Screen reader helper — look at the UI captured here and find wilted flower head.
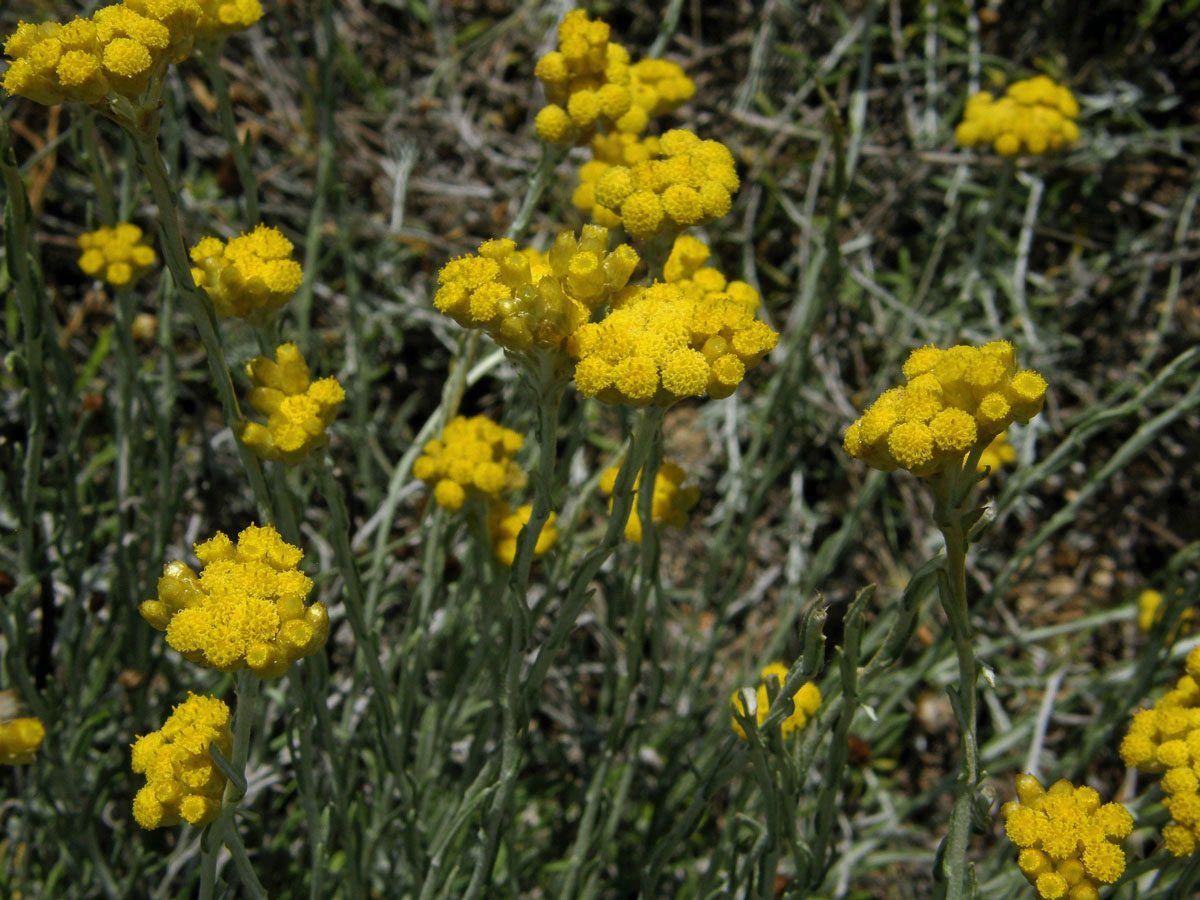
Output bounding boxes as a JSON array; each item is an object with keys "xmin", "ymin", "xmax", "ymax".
[
  {"xmin": 139, "ymin": 524, "xmax": 329, "ymax": 678},
  {"xmin": 131, "ymin": 693, "xmax": 231, "ymax": 829}
]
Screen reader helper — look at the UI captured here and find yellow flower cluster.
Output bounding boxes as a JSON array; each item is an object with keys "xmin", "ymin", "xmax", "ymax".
[
  {"xmin": 569, "ymin": 243, "xmax": 777, "ymax": 405},
  {"xmin": 730, "ymin": 662, "xmax": 822, "ymax": 740},
  {"xmin": 578, "ymin": 129, "xmax": 739, "ymax": 239},
  {"xmin": 488, "ymin": 502, "xmax": 559, "ymax": 567},
  {"xmin": 139, "ymin": 524, "xmax": 329, "ymax": 679},
  {"xmin": 573, "ymin": 132, "xmax": 663, "ymax": 227},
  {"xmin": 433, "ymin": 226, "xmax": 639, "ymax": 352},
  {"xmin": 130, "ymin": 693, "xmax": 231, "ymax": 829},
  {"xmin": 1136, "ymin": 588, "xmax": 1191, "ymax": 634},
  {"xmin": 842, "ymin": 343, "xmax": 1048, "ymax": 477},
  {"xmin": 1119, "ymin": 649, "xmax": 1200, "ymax": 855},
  {"xmin": 598, "ymin": 459, "xmax": 700, "ymax": 543},
  {"xmin": 194, "ymin": 0, "xmax": 263, "ymax": 43},
  {"xmin": 533, "ymin": 10, "xmax": 693, "ymax": 145},
  {"xmin": 0, "ymin": 717, "xmax": 45, "ymax": 765},
  {"xmin": 2, "ymin": 1, "xmax": 202, "ymax": 107},
  {"xmin": 189, "ymin": 225, "xmax": 304, "ymax": 318},
  {"xmin": 955, "ymin": 75, "xmax": 1080, "ymax": 156},
  {"xmin": 1001, "ymin": 775, "xmax": 1131, "ymax": 900},
  {"xmin": 240, "ymin": 343, "xmax": 345, "ymax": 464},
  {"xmin": 413, "ymin": 415, "xmax": 527, "ymax": 513},
  {"xmin": 77, "ymin": 223, "xmax": 156, "ymax": 287},
  {"xmin": 977, "ymin": 429, "xmax": 1017, "ymax": 473}
]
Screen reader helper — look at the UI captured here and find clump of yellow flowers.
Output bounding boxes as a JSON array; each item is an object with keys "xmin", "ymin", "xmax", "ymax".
[
  {"xmin": 488, "ymin": 502, "xmax": 559, "ymax": 567},
  {"xmin": 1001, "ymin": 775, "xmax": 1131, "ymax": 899},
  {"xmin": 130, "ymin": 693, "xmax": 231, "ymax": 829},
  {"xmin": 0, "ymin": 716, "xmax": 45, "ymax": 765},
  {"xmin": 1119, "ymin": 649, "xmax": 1200, "ymax": 856},
  {"xmin": 569, "ymin": 236, "xmax": 777, "ymax": 405},
  {"xmin": 598, "ymin": 458, "xmax": 699, "ymax": 543},
  {"xmin": 955, "ymin": 75, "xmax": 1080, "ymax": 156},
  {"xmin": 842, "ymin": 342, "xmax": 1048, "ymax": 477},
  {"xmin": 977, "ymin": 430, "xmax": 1017, "ymax": 473},
  {"xmin": 730, "ymin": 662, "xmax": 822, "ymax": 740},
  {"xmin": 533, "ymin": 9, "xmax": 693, "ymax": 145},
  {"xmin": 1136, "ymin": 588, "xmax": 1191, "ymax": 634},
  {"xmin": 413, "ymin": 415, "xmax": 527, "ymax": 513},
  {"xmin": 3, "ymin": 1, "xmax": 262, "ymax": 110},
  {"xmin": 433, "ymin": 226, "xmax": 639, "ymax": 352},
  {"xmin": 77, "ymin": 223, "xmax": 156, "ymax": 287},
  {"xmin": 581, "ymin": 129, "xmax": 739, "ymax": 239},
  {"xmin": 189, "ymin": 225, "xmax": 304, "ymax": 318},
  {"xmin": 139, "ymin": 524, "xmax": 329, "ymax": 679},
  {"xmin": 240, "ymin": 343, "xmax": 345, "ymax": 464}
]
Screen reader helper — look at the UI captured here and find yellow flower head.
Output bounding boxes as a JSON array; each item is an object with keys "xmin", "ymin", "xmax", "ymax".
[
  {"xmin": 597, "ymin": 458, "xmax": 700, "ymax": 543},
  {"xmin": 240, "ymin": 343, "xmax": 344, "ymax": 464},
  {"xmin": 977, "ymin": 429, "xmax": 1017, "ymax": 474},
  {"xmin": 534, "ymin": 10, "xmax": 631, "ymax": 145},
  {"xmin": 189, "ymin": 225, "xmax": 303, "ymax": 318},
  {"xmin": 488, "ymin": 501, "xmax": 559, "ymax": 567},
  {"xmin": 1136, "ymin": 588, "xmax": 1192, "ymax": 635},
  {"xmin": 1002, "ymin": 775, "xmax": 1129, "ymax": 896},
  {"xmin": 843, "ymin": 342, "xmax": 1047, "ymax": 477},
  {"xmin": 955, "ymin": 75, "xmax": 1080, "ymax": 156},
  {"xmin": 131, "ymin": 693, "xmax": 231, "ymax": 829},
  {"xmin": 77, "ymin": 223, "xmax": 157, "ymax": 287},
  {"xmin": 413, "ymin": 415, "xmax": 527, "ymax": 512},
  {"xmin": 433, "ymin": 226, "xmax": 639, "ymax": 352},
  {"xmin": 194, "ymin": 0, "xmax": 264, "ymax": 42},
  {"xmin": 730, "ymin": 661, "xmax": 821, "ymax": 740},
  {"xmin": 569, "ymin": 237, "xmax": 775, "ymax": 405},
  {"xmin": 580, "ymin": 129, "xmax": 739, "ymax": 238},
  {"xmin": 138, "ymin": 524, "xmax": 329, "ymax": 678},
  {"xmin": 0, "ymin": 716, "xmax": 45, "ymax": 765}
]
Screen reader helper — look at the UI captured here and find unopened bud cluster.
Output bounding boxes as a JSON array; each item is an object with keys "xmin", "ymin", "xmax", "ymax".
[
  {"xmin": 433, "ymin": 226, "xmax": 639, "ymax": 352},
  {"xmin": 77, "ymin": 223, "xmax": 156, "ymax": 287},
  {"xmin": 598, "ymin": 459, "xmax": 699, "ymax": 543},
  {"xmin": 241, "ymin": 343, "xmax": 345, "ymax": 464},
  {"xmin": 189, "ymin": 225, "xmax": 304, "ymax": 318},
  {"xmin": 533, "ymin": 10, "xmax": 693, "ymax": 146},
  {"xmin": 131, "ymin": 693, "xmax": 231, "ymax": 829},
  {"xmin": 139, "ymin": 525, "xmax": 329, "ymax": 679},
  {"xmin": 955, "ymin": 75, "xmax": 1080, "ymax": 156},
  {"xmin": 730, "ymin": 662, "xmax": 822, "ymax": 740},
  {"xmin": 842, "ymin": 343, "xmax": 1047, "ymax": 477},
  {"xmin": 1119, "ymin": 649, "xmax": 1200, "ymax": 856},
  {"xmin": 1001, "ymin": 775, "xmax": 1131, "ymax": 899}
]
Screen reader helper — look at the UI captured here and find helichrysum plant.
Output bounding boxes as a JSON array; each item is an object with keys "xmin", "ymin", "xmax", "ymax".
[
  {"xmin": 1001, "ymin": 775, "xmax": 1132, "ymax": 900},
  {"xmin": 77, "ymin": 223, "xmax": 157, "ymax": 287},
  {"xmin": 0, "ymin": 715, "xmax": 45, "ymax": 765},
  {"xmin": 193, "ymin": 0, "xmax": 263, "ymax": 45},
  {"xmin": 532, "ymin": 9, "xmax": 694, "ymax": 145},
  {"xmin": 1119, "ymin": 650, "xmax": 1200, "ymax": 855},
  {"xmin": 189, "ymin": 225, "xmax": 304, "ymax": 318},
  {"xmin": 730, "ymin": 662, "xmax": 822, "ymax": 741},
  {"xmin": 130, "ymin": 692, "xmax": 232, "ymax": 829},
  {"xmin": 413, "ymin": 414, "xmax": 527, "ymax": 512},
  {"xmin": 139, "ymin": 524, "xmax": 329, "ymax": 678},
  {"xmin": 955, "ymin": 74, "xmax": 1080, "ymax": 156},
  {"xmin": 1136, "ymin": 588, "xmax": 1191, "ymax": 634},
  {"xmin": 598, "ymin": 458, "xmax": 700, "ymax": 543},
  {"xmin": 433, "ymin": 225, "xmax": 639, "ymax": 354},
  {"xmin": 488, "ymin": 502, "xmax": 559, "ymax": 566},
  {"xmin": 241, "ymin": 343, "xmax": 346, "ymax": 464},
  {"xmin": 977, "ymin": 429, "xmax": 1017, "ymax": 473}
]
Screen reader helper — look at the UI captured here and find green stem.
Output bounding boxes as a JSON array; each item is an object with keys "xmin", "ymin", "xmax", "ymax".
[
  {"xmin": 128, "ymin": 119, "xmax": 278, "ymax": 525},
  {"xmin": 199, "ymin": 51, "xmax": 260, "ymax": 225}
]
